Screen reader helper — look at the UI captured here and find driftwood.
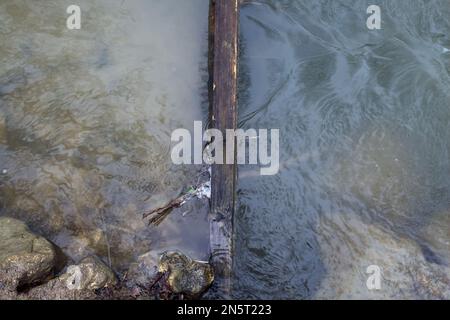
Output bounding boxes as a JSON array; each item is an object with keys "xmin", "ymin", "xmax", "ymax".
[
  {"xmin": 208, "ymin": 0, "xmax": 239, "ymax": 298},
  {"xmin": 143, "ymin": 0, "xmax": 239, "ymax": 298}
]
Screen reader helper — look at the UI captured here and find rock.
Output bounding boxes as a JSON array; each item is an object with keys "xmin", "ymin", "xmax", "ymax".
[
  {"xmin": 0, "ymin": 217, "xmax": 66, "ymax": 292},
  {"xmin": 23, "ymin": 273, "xmax": 97, "ymax": 300},
  {"xmin": 313, "ymin": 220, "xmax": 450, "ymax": 299},
  {"xmin": 126, "ymin": 251, "xmax": 159, "ymax": 287},
  {"xmin": 23, "ymin": 256, "xmax": 118, "ymax": 300},
  {"xmin": 159, "ymin": 251, "xmax": 214, "ymax": 297},
  {"xmin": 61, "ymin": 256, "xmax": 117, "ymax": 291}
]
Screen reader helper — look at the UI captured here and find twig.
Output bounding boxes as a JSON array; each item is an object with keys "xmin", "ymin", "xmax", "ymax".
[
  {"xmin": 142, "ymin": 180, "xmax": 211, "ymax": 226},
  {"xmin": 148, "ymin": 272, "xmax": 166, "ymax": 291},
  {"xmin": 142, "ymin": 194, "xmax": 190, "ymax": 226}
]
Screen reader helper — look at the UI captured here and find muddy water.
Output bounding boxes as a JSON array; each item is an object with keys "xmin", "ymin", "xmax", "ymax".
[
  {"xmin": 0, "ymin": 0, "xmax": 210, "ymax": 272},
  {"xmin": 236, "ymin": 0, "xmax": 450, "ymax": 299}
]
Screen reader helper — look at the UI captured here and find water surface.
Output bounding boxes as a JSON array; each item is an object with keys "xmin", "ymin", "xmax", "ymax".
[
  {"xmin": 0, "ymin": 0, "xmax": 210, "ymax": 272},
  {"xmin": 236, "ymin": 0, "xmax": 450, "ymax": 299}
]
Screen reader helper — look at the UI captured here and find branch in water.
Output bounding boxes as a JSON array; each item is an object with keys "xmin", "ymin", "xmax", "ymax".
[
  {"xmin": 143, "ymin": 181, "xmax": 210, "ymax": 226},
  {"xmin": 142, "ymin": 194, "xmax": 189, "ymax": 226}
]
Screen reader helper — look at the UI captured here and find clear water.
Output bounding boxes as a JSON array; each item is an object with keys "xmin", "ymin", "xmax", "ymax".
[
  {"xmin": 235, "ymin": 0, "xmax": 450, "ymax": 299},
  {"xmin": 0, "ymin": 0, "xmax": 210, "ymax": 272}
]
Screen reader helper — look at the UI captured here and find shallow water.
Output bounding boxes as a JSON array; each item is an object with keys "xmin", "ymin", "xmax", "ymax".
[
  {"xmin": 236, "ymin": 0, "xmax": 450, "ymax": 299},
  {"xmin": 0, "ymin": 0, "xmax": 210, "ymax": 272}
]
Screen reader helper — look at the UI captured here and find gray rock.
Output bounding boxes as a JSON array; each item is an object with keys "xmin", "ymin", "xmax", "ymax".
[
  {"xmin": 61, "ymin": 256, "xmax": 117, "ymax": 291},
  {"xmin": 23, "ymin": 256, "xmax": 118, "ymax": 300},
  {"xmin": 0, "ymin": 217, "xmax": 66, "ymax": 291},
  {"xmin": 19, "ymin": 273, "xmax": 97, "ymax": 300},
  {"xmin": 126, "ymin": 251, "xmax": 159, "ymax": 287},
  {"xmin": 159, "ymin": 251, "xmax": 214, "ymax": 297}
]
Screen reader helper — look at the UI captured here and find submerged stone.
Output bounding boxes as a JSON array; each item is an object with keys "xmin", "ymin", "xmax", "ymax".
[
  {"xmin": 0, "ymin": 217, "xmax": 66, "ymax": 292},
  {"xmin": 22, "ymin": 256, "xmax": 118, "ymax": 300},
  {"xmin": 159, "ymin": 251, "xmax": 214, "ymax": 297},
  {"xmin": 126, "ymin": 251, "xmax": 160, "ymax": 287},
  {"xmin": 61, "ymin": 256, "xmax": 117, "ymax": 291}
]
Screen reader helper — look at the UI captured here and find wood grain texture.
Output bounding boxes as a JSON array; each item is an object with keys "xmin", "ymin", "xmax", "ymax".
[{"xmin": 208, "ymin": 0, "xmax": 239, "ymax": 298}]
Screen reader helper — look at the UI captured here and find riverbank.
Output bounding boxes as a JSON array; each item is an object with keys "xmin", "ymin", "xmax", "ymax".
[{"xmin": 0, "ymin": 217, "xmax": 214, "ymax": 300}]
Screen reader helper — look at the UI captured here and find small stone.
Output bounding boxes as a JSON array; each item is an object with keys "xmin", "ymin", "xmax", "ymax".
[
  {"xmin": 126, "ymin": 251, "xmax": 160, "ymax": 287},
  {"xmin": 159, "ymin": 251, "xmax": 214, "ymax": 297},
  {"xmin": 60, "ymin": 256, "xmax": 117, "ymax": 291},
  {"xmin": 0, "ymin": 217, "xmax": 66, "ymax": 292}
]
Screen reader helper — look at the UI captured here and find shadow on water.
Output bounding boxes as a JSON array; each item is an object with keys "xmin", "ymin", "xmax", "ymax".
[{"xmin": 234, "ymin": 0, "xmax": 450, "ymax": 299}]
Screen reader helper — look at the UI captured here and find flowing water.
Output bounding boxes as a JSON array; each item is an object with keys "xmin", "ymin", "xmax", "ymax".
[
  {"xmin": 0, "ymin": 0, "xmax": 210, "ymax": 272},
  {"xmin": 2, "ymin": 0, "xmax": 450, "ymax": 299},
  {"xmin": 236, "ymin": 0, "xmax": 450, "ymax": 299}
]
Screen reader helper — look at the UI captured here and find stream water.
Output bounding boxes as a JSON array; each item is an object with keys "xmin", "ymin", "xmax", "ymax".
[
  {"xmin": 0, "ymin": 0, "xmax": 210, "ymax": 273},
  {"xmin": 1, "ymin": 0, "xmax": 450, "ymax": 300},
  {"xmin": 235, "ymin": 0, "xmax": 450, "ymax": 299}
]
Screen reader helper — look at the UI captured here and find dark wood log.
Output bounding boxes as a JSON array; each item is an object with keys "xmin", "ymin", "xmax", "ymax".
[{"xmin": 208, "ymin": 0, "xmax": 239, "ymax": 298}]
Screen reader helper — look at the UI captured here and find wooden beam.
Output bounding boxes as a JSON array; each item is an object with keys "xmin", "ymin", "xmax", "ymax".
[{"xmin": 208, "ymin": 0, "xmax": 239, "ymax": 298}]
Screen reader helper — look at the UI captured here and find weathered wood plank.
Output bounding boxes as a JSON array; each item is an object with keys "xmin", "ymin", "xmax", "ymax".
[{"xmin": 208, "ymin": 0, "xmax": 239, "ymax": 298}]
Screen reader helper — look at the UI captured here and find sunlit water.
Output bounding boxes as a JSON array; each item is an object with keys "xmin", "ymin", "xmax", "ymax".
[
  {"xmin": 235, "ymin": 0, "xmax": 450, "ymax": 299},
  {"xmin": 0, "ymin": 0, "xmax": 210, "ymax": 272}
]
